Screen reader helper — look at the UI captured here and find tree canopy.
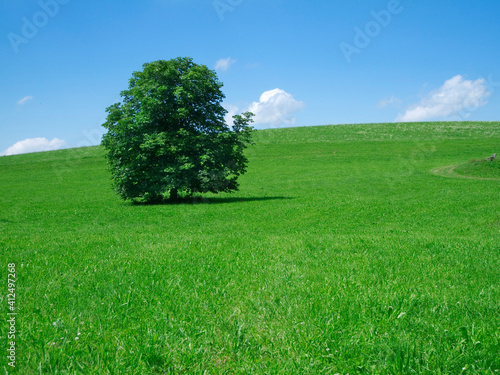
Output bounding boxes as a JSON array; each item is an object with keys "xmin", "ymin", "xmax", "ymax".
[{"xmin": 101, "ymin": 57, "xmax": 254, "ymax": 203}]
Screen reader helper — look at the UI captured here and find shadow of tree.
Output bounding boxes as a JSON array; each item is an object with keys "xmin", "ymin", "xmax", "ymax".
[
  {"xmin": 131, "ymin": 196, "xmax": 293, "ymax": 206},
  {"xmin": 193, "ymin": 196, "xmax": 293, "ymax": 204}
]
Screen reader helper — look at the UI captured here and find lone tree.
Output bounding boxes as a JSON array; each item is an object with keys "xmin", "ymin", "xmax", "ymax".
[{"xmin": 101, "ymin": 57, "xmax": 254, "ymax": 203}]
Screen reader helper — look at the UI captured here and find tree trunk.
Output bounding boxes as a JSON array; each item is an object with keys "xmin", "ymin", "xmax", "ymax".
[{"xmin": 169, "ymin": 188, "xmax": 179, "ymax": 201}]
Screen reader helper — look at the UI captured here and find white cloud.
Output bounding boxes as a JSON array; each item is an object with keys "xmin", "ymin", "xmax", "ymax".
[
  {"xmin": 17, "ymin": 96, "xmax": 33, "ymax": 105},
  {"xmin": 1, "ymin": 138, "xmax": 67, "ymax": 156},
  {"xmin": 248, "ymin": 88, "xmax": 304, "ymax": 127},
  {"xmin": 224, "ymin": 104, "xmax": 239, "ymax": 127},
  {"xmin": 215, "ymin": 57, "xmax": 236, "ymax": 72},
  {"xmin": 395, "ymin": 75, "xmax": 490, "ymax": 122},
  {"xmin": 377, "ymin": 95, "xmax": 401, "ymax": 108}
]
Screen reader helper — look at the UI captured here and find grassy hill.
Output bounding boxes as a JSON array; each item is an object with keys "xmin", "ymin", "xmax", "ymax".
[{"xmin": 1, "ymin": 121, "xmax": 499, "ymax": 374}]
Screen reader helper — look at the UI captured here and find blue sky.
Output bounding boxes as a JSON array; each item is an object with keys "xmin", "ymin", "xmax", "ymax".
[{"xmin": 1, "ymin": 0, "xmax": 499, "ymax": 155}]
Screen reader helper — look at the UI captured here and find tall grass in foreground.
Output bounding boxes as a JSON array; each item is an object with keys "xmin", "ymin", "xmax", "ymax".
[{"xmin": 0, "ymin": 121, "xmax": 499, "ymax": 374}]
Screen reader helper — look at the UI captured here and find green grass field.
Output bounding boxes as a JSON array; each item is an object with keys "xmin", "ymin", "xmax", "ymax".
[
  {"xmin": 455, "ymin": 159, "xmax": 500, "ymax": 180},
  {"xmin": 1, "ymin": 121, "xmax": 499, "ymax": 374}
]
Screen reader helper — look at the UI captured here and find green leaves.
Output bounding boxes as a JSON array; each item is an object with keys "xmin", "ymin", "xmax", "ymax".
[{"xmin": 101, "ymin": 57, "xmax": 254, "ymax": 203}]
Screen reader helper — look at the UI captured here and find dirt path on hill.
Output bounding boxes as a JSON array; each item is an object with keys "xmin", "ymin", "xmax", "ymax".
[{"xmin": 430, "ymin": 165, "xmax": 500, "ymax": 181}]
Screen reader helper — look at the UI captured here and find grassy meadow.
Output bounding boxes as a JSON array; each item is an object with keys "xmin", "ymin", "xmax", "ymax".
[{"xmin": 1, "ymin": 121, "xmax": 499, "ymax": 374}]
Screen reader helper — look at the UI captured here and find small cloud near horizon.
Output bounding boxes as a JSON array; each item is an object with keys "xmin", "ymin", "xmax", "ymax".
[
  {"xmin": 1, "ymin": 137, "xmax": 67, "ymax": 156},
  {"xmin": 225, "ymin": 89, "xmax": 304, "ymax": 128},
  {"xmin": 249, "ymin": 88, "xmax": 304, "ymax": 127},
  {"xmin": 17, "ymin": 96, "xmax": 33, "ymax": 105},
  {"xmin": 215, "ymin": 57, "xmax": 236, "ymax": 71},
  {"xmin": 395, "ymin": 75, "xmax": 490, "ymax": 122}
]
